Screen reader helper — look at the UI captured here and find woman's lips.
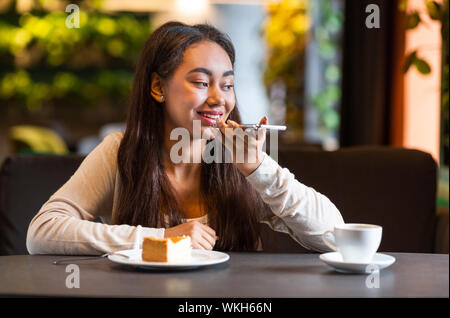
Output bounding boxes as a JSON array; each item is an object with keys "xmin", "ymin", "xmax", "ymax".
[{"xmin": 196, "ymin": 111, "xmax": 223, "ymax": 126}]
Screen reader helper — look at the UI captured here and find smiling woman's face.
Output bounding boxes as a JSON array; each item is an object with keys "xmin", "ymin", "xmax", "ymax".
[{"xmin": 158, "ymin": 40, "xmax": 236, "ymax": 140}]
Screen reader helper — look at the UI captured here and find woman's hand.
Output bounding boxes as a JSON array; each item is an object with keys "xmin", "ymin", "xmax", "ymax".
[
  {"xmin": 164, "ymin": 221, "xmax": 217, "ymax": 250},
  {"xmin": 216, "ymin": 116, "xmax": 268, "ymax": 177}
]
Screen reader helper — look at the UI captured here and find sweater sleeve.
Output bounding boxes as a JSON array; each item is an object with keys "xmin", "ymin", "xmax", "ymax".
[
  {"xmin": 246, "ymin": 152, "xmax": 345, "ymax": 253},
  {"xmin": 26, "ymin": 132, "xmax": 165, "ymax": 255}
]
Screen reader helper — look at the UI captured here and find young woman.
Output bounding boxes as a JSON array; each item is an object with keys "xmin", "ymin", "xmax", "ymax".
[{"xmin": 26, "ymin": 21, "xmax": 344, "ymax": 255}]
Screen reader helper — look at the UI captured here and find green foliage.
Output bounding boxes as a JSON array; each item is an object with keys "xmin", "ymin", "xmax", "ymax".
[
  {"xmin": 413, "ymin": 57, "xmax": 431, "ymax": 74},
  {"xmin": 310, "ymin": 0, "xmax": 343, "ymax": 133},
  {"xmin": 0, "ymin": 0, "xmax": 151, "ymax": 113},
  {"xmin": 402, "ymin": 0, "xmax": 445, "ymax": 75},
  {"xmin": 425, "ymin": 1, "xmax": 442, "ymax": 20},
  {"xmin": 262, "ymin": 0, "xmax": 343, "ymax": 142},
  {"xmin": 262, "ymin": 0, "xmax": 310, "ymax": 141},
  {"xmin": 403, "ymin": 50, "xmax": 431, "ymax": 74},
  {"xmin": 262, "ymin": 0, "xmax": 309, "ymax": 96},
  {"xmin": 403, "ymin": 50, "xmax": 417, "ymax": 73},
  {"xmin": 406, "ymin": 11, "xmax": 421, "ymax": 29}
]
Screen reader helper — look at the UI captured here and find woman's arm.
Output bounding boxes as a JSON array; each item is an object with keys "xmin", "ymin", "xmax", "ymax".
[
  {"xmin": 245, "ymin": 152, "xmax": 345, "ymax": 253},
  {"xmin": 26, "ymin": 132, "xmax": 165, "ymax": 255},
  {"xmin": 215, "ymin": 117, "xmax": 343, "ymax": 252}
]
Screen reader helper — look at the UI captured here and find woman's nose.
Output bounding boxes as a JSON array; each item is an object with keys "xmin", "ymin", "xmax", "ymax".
[{"xmin": 206, "ymin": 85, "xmax": 225, "ymax": 106}]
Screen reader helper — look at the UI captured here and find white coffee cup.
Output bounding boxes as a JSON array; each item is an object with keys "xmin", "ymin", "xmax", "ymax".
[{"xmin": 322, "ymin": 223, "xmax": 382, "ymax": 263}]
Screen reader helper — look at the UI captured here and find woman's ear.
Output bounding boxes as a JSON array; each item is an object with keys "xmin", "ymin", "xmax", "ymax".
[{"xmin": 150, "ymin": 72, "xmax": 165, "ymax": 103}]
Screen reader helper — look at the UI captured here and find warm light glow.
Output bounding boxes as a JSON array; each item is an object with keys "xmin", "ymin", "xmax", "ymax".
[
  {"xmin": 403, "ymin": 0, "xmax": 442, "ymax": 163},
  {"xmin": 175, "ymin": 0, "xmax": 209, "ymax": 15}
]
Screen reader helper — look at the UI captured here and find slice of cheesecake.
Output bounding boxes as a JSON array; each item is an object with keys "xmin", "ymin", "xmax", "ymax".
[{"xmin": 142, "ymin": 236, "xmax": 192, "ymax": 263}]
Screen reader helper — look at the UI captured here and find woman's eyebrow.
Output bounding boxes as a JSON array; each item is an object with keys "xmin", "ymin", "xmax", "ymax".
[{"xmin": 187, "ymin": 67, "xmax": 234, "ymax": 77}]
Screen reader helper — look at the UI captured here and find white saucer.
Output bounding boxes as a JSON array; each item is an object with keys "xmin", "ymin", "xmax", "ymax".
[{"xmin": 319, "ymin": 252, "xmax": 396, "ymax": 274}]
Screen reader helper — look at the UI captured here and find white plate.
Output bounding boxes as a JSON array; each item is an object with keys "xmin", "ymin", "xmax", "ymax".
[
  {"xmin": 319, "ymin": 252, "xmax": 396, "ymax": 274},
  {"xmin": 108, "ymin": 249, "xmax": 230, "ymax": 270}
]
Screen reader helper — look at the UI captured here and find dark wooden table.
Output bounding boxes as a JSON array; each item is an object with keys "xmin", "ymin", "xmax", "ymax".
[{"xmin": 0, "ymin": 252, "xmax": 448, "ymax": 297}]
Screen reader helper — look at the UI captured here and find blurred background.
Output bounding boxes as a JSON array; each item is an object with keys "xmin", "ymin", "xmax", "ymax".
[{"xmin": 0, "ymin": 0, "xmax": 448, "ymax": 208}]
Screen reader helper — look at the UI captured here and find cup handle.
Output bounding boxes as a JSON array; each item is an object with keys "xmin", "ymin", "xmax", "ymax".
[{"xmin": 322, "ymin": 230, "xmax": 337, "ymax": 251}]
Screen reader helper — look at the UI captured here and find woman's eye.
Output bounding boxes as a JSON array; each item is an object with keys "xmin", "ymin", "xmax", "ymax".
[
  {"xmin": 193, "ymin": 82, "xmax": 208, "ymax": 88},
  {"xmin": 193, "ymin": 82, "xmax": 233, "ymax": 90}
]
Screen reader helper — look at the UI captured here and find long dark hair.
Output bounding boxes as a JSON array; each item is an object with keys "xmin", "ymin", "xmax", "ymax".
[{"xmin": 114, "ymin": 21, "xmax": 265, "ymax": 251}]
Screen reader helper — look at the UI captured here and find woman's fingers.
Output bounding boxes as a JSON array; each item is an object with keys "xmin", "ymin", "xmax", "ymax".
[
  {"xmin": 216, "ymin": 118, "xmax": 231, "ymax": 146},
  {"xmin": 201, "ymin": 232, "xmax": 217, "ymax": 249},
  {"xmin": 259, "ymin": 116, "xmax": 268, "ymax": 125},
  {"xmin": 193, "ymin": 223, "xmax": 216, "ymax": 250},
  {"xmin": 216, "ymin": 118, "xmax": 235, "ymax": 154},
  {"xmin": 200, "ymin": 224, "xmax": 217, "ymax": 249},
  {"xmin": 194, "ymin": 228, "xmax": 215, "ymax": 250},
  {"xmin": 216, "ymin": 117, "xmax": 229, "ymax": 130},
  {"xmin": 165, "ymin": 221, "xmax": 217, "ymax": 250},
  {"xmin": 200, "ymin": 223, "xmax": 217, "ymax": 239},
  {"xmin": 193, "ymin": 236, "xmax": 213, "ymax": 250},
  {"xmin": 215, "ymin": 117, "xmax": 267, "ymax": 170},
  {"xmin": 220, "ymin": 116, "xmax": 268, "ymax": 130},
  {"xmin": 226, "ymin": 119, "xmax": 240, "ymax": 128}
]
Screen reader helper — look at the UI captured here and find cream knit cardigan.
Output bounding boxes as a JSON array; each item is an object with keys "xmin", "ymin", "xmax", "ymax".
[{"xmin": 26, "ymin": 132, "xmax": 344, "ymax": 255}]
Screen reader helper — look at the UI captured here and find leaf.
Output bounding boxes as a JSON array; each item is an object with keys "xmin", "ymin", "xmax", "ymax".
[
  {"xmin": 325, "ymin": 64, "xmax": 340, "ymax": 83},
  {"xmin": 406, "ymin": 11, "xmax": 421, "ymax": 29},
  {"xmin": 414, "ymin": 58, "xmax": 432, "ymax": 74},
  {"xmin": 398, "ymin": 0, "xmax": 408, "ymax": 12},
  {"xmin": 426, "ymin": 1, "xmax": 441, "ymax": 20},
  {"xmin": 403, "ymin": 50, "xmax": 417, "ymax": 73},
  {"xmin": 323, "ymin": 110, "xmax": 340, "ymax": 130},
  {"xmin": 318, "ymin": 41, "xmax": 335, "ymax": 59}
]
